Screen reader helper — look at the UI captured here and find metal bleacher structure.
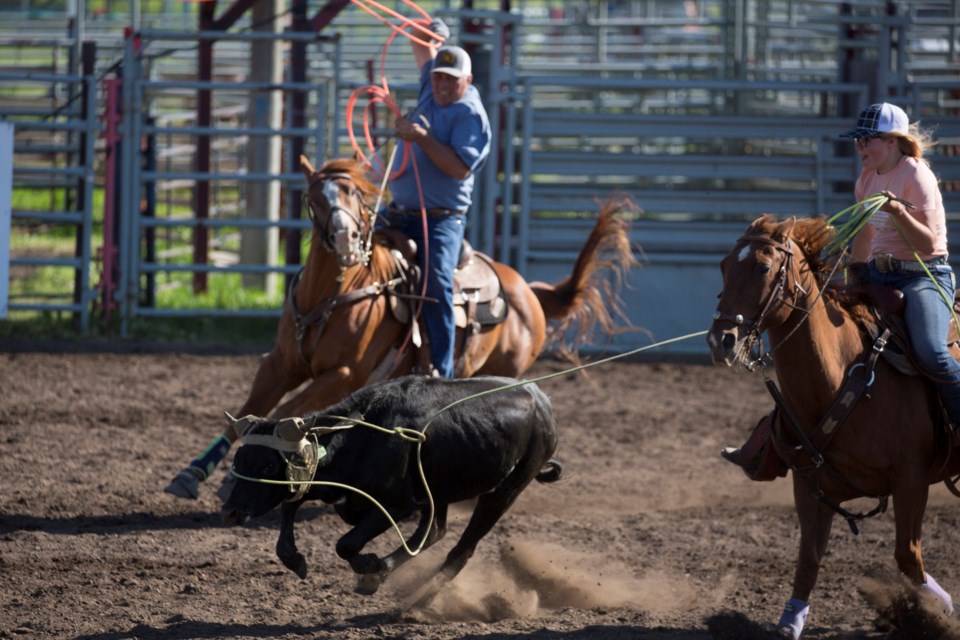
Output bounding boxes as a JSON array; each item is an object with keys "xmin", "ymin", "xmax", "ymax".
[{"xmin": 2, "ymin": 0, "xmax": 960, "ymax": 357}]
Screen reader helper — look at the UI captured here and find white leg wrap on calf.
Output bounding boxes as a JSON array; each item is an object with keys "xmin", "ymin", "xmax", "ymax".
[
  {"xmin": 922, "ymin": 572, "xmax": 954, "ymax": 615},
  {"xmin": 776, "ymin": 597, "xmax": 810, "ymax": 639}
]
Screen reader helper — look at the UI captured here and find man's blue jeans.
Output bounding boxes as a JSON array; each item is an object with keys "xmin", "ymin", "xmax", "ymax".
[
  {"xmin": 382, "ymin": 212, "xmax": 464, "ymax": 378},
  {"xmin": 870, "ymin": 262, "xmax": 960, "ymax": 423}
]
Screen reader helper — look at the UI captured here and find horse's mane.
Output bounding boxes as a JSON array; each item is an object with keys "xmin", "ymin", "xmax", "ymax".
[
  {"xmin": 318, "ymin": 157, "xmax": 379, "ymax": 197},
  {"xmin": 755, "ymin": 214, "xmax": 874, "ymax": 324}
]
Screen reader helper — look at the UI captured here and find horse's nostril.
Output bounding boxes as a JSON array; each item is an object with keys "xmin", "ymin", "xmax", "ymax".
[{"xmin": 721, "ymin": 333, "xmax": 736, "ymax": 351}]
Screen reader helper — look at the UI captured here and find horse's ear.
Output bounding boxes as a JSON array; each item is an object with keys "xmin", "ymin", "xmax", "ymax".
[
  {"xmin": 300, "ymin": 155, "xmax": 315, "ymax": 179},
  {"xmin": 747, "ymin": 213, "xmax": 775, "ymax": 234}
]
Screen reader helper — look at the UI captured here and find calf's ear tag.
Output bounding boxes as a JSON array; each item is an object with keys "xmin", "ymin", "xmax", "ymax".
[{"xmin": 277, "ymin": 417, "xmax": 307, "ymax": 442}]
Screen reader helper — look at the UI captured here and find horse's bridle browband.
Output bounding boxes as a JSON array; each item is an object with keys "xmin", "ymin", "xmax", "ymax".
[{"xmin": 712, "ymin": 234, "xmax": 806, "ymax": 366}]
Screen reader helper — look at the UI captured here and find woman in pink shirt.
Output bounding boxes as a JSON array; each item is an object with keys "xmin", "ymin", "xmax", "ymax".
[{"xmin": 843, "ymin": 102, "xmax": 959, "ymax": 425}]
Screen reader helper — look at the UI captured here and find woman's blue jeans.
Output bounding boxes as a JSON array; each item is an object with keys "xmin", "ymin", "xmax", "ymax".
[
  {"xmin": 870, "ymin": 262, "xmax": 960, "ymax": 423},
  {"xmin": 381, "ymin": 212, "xmax": 464, "ymax": 378}
]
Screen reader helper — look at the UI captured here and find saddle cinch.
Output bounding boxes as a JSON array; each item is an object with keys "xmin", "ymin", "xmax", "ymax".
[
  {"xmin": 730, "ymin": 278, "xmax": 960, "ymax": 483},
  {"xmin": 375, "ymin": 229, "xmax": 508, "ymax": 375}
]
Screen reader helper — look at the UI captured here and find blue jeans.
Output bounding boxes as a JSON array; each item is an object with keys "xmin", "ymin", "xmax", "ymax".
[
  {"xmin": 381, "ymin": 212, "xmax": 464, "ymax": 378},
  {"xmin": 870, "ymin": 262, "xmax": 960, "ymax": 423}
]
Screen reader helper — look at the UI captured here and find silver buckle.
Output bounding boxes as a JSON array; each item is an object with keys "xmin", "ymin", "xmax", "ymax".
[{"xmin": 875, "ymin": 254, "xmax": 894, "ymax": 272}]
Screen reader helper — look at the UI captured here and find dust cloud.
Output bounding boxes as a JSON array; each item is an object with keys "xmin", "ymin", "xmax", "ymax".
[
  {"xmin": 858, "ymin": 566, "xmax": 960, "ymax": 640},
  {"xmin": 391, "ymin": 537, "xmax": 699, "ymax": 623}
]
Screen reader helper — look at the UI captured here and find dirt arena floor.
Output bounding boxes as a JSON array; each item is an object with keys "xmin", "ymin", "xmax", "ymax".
[{"xmin": 4, "ymin": 343, "xmax": 960, "ymax": 640}]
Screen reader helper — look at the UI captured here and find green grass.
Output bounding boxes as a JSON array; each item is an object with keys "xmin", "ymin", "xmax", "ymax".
[{"xmin": 155, "ymin": 272, "xmax": 285, "ymax": 310}]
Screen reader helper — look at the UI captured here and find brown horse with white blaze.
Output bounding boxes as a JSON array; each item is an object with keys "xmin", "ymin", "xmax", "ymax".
[
  {"xmin": 166, "ymin": 155, "xmax": 638, "ymax": 500},
  {"xmin": 707, "ymin": 214, "xmax": 959, "ymax": 639}
]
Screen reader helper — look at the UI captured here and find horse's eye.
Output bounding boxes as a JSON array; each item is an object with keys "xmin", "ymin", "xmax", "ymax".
[{"xmin": 756, "ymin": 263, "xmax": 771, "ymax": 275}]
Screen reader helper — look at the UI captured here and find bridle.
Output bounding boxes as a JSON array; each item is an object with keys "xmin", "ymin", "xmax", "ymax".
[
  {"xmin": 715, "ymin": 228, "xmax": 895, "ymax": 533},
  {"xmin": 303, "ymin": 171, "xmax": 375, "ymax": 268},
  {"xmin": 712, "ymin": 233, "xmax": 815, "ymax": 367}
]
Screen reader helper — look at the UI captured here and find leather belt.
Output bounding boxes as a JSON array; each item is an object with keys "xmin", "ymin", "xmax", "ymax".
[
  {"xmin": 871, "ymin": 254, "xmax": 948, "ymax": 273},
  {"xmin": 388, "ymin": 204, "xmax": 466, "ymax": 217}
]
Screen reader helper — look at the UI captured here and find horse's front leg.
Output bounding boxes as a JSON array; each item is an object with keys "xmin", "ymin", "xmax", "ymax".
[
  {"xmin": 164, "ymin": 347, "xmax": 308, "ymax": 501},
  {"xmin": 778, "ymin": 477, "xmax": 835, "ymax": 640},
  {"xmin": 276, "ymin": 500, "xmax": 308, "ymax": 579},
  {"xmin": 893, "ymin": 480, "xmax": 953, "ymax": 613},
  {"xmin": 273, "ymin": 366, "xmax": 356, "ymax": 418}
]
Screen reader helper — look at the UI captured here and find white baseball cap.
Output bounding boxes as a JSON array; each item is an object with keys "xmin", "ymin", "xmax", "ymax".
[{"xmin": 431, "ymin": 46, "xmax": 472, "ymax": 78}]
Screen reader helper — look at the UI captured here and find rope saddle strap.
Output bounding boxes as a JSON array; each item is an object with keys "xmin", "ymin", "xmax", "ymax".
[{"xmin": 768, "ymin": 328, "xmax": 892, "ymax": 535}]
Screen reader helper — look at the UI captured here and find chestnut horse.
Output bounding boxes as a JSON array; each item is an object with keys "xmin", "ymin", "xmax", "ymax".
[
  {"xmin": 166, "ymin": 155, "xmax": 637, "ymax": 500},
  {"xmin": 707, "ymin": 215, "xmax": 958, "ymax": 639}
]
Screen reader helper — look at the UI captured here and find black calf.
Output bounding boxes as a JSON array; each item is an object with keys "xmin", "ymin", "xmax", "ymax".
[{"xmin": 221, "ymin": 375, "xmax": 562, "ymax": 605}]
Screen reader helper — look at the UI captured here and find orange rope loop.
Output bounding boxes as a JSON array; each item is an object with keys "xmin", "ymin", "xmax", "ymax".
[
  {"xmin": 345, "ymin": 0, "xmax": 445, "ymax": 180},
  {"xmin": 345, "ymin": 0, "xmax": 445, "ymax": 361}
]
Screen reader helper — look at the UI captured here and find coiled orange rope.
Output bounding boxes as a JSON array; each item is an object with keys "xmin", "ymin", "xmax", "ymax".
[
  {"xmin": 344, "ymin": 0, "xmax": 448, "ymax": 362},
  {"xmin": 345, "ymin": 0, "xmax": 445, "ymax": 180}
]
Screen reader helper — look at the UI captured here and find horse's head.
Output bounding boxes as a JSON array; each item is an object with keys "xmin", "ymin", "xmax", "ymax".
[
  {"xmin": 708, "ymin": 214, "xmax": 816, "ymax": 369},
  {"xmin": 300, "ymin": 156, "xmax": 377, "ymax": 268}
]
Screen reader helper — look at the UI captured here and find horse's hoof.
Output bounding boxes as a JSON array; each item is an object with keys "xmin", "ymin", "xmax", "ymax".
[
  {"xmin": 215, "ymin": 472, "xmax": 236, "ymax": 505},
  {"xmin": 164, "ymin": 468, "xmax": 203, "ymax": 500}
]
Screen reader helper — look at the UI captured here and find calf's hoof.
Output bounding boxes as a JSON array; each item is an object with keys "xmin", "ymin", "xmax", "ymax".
[
  {"xmin": 350, "ymin": 552, "xmax": 385, "ymax": 575},
  {"xmin": 280, "ymin": 552, "xmax": 308, "ymax": 579},
  {"xmin": 355, "ymin": 572, "xmax": 386, "ymax": 595},
  {"xmin": 164, "ymin": 468, "xmax": 202, "ymax": 500}
]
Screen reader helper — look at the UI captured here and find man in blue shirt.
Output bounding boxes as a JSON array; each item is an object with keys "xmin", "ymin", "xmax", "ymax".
[{"xmin": 384, "ymin": 30, "xmax": 492, "ymax": 378}]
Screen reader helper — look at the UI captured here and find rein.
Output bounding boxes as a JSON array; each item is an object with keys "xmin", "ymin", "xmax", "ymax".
[
  {"xmin": 719, "ymin": 228, "xmax": 890, "ymax": 534},
  {"xmin": 289, "ymin": 168, "xmax": 406, "ymax": 365},
  {"xmin": 764, "ymin": 329, "xmax": 892, "ymax": 535},
  {"xmin": 285, "ymin": 267, "xmax": 405, "ymax": 366}
]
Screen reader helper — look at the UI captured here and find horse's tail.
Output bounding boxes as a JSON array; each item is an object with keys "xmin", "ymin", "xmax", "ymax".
[
  {"xmin": 529, "ymin": 194, "xmax": 641, "ymax": 358},
  {"xmin": 536, "ymin": 458, "xmax": 563, "ymax": 484}
]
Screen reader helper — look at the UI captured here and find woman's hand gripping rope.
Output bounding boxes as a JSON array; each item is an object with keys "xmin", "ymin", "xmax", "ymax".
[{"xmin": 825, "ymin": 193, "xmax": 958, "ymax": 334}]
